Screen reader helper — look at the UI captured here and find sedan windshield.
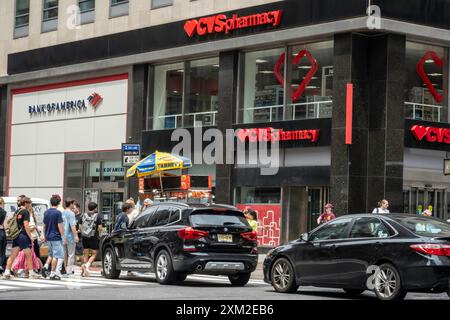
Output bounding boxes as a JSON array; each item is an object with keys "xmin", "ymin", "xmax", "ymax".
[{"xmin": 392, "ymin": 215, "xmax": 450, "ymax": 238}]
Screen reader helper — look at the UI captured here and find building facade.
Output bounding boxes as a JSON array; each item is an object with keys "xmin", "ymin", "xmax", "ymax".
[{"xmin": 1, "ymin": 0, "xmax": 450, "ymax": 245}]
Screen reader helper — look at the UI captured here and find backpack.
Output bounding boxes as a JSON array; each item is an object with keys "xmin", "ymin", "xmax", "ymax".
[
  {"xmin": 6, "ymin": 208, "xmax": 26, "ymax": 240},
  {"xmin": 81, "ymin": 212, "xmax": 98, "ymax": 238}
]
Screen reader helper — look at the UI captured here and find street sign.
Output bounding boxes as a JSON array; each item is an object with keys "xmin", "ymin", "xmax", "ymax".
[
  {"xmin": 122, "ymin": 143, "xmax": 141, "ymax": 167},
  {"xmin": 444, "ymin": 159, "xmax": 450, "ymax": 175}
]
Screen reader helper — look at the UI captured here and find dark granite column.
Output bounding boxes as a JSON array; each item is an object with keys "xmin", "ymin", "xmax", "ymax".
[
  {"xmin": 367, "ymin": 34, "xmax": 406, "ymax": 213},
  {"xmin": 331, "ymin": 33, "xmax": 405, "ymax": 214},
  {"xmin": 0, "ymin": 86, "xmax": 7, "ymax": 195},
  {"xmin": 128, "ymin": 64, "xmax": 148, "ymax": 199},
  {"xmin": 215, "ymin": 51, "xmax": 239, "ymax": 205}
]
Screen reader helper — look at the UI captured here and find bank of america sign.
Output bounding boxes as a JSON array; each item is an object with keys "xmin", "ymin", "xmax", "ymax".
[{"xmin": 28, "ymin": 92, "xmax": 103, "ymax": 115}]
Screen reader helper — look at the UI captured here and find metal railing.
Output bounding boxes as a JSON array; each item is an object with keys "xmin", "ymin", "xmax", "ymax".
[
  {"xmin": 156, "ymin": 110, "xmax": 218, "ymax": 129},
  {"xmin": 405, "ymin": 102, "xmax": 443, "ymax": 122},
  {"xmin": 241, "ymin": 100, "xmax": 333, "ymax": 123}
]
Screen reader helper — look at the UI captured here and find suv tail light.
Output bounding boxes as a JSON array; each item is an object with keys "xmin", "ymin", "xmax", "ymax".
[
  {"xmin": 241, "ymin": 231, "xmax": 257, "ymax": 242},
  {"xmin": 178, "ymin": 227, "xmax": 209, "ymax": 240},
  {"xmin": 410, "ymin": 244, "xmax": 450, "ymax": 256}
]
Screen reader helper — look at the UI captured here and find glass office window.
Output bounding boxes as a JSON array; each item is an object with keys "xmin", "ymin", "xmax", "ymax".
[
  {"xmin": 42, "ymin": 0, "xmax": 58, "ymax": 32},
  {"xmin": 152, "ymin": 0, "xmax": 173, "ymax": 9},
  {"xmin": 110, "ymin": 0, "xmax": 129, "ymax": 18},
  {"xmin": 289, "ymin": 41, "xmax": 334, "ymax": 120},
  {"xmin": 405, "ymin": 42, "xmax": 448, "ymax": 122},
  {"xmin": 14, "ymin": 0, "xmax": 29, "ymax": 38},
  {"xmin": 242, "ymin": 48, "xmax": 285, "ymax": 124},
  {"xmin": 79, "ymin": 0, "xmax": 95, "ymax": 24},
  {"xmin": 153, "ymin": 63, "xmax": 184, "ymax": 130},
  {"xmin": 185, "ymin": 57, "xmax": 219, "ymax": 127},
  {"xmin": 236, "ymin": 187, "xmax": 281, "ymax": 204}
]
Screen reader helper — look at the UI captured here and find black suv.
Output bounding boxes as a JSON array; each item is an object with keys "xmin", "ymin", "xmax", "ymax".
[{"xmin": 101, "ymin": 202, "xmax": 258, "ymax": 286}]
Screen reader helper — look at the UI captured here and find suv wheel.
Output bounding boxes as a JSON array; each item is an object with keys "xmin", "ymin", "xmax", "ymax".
[
  {"xmin": 373, "ymin": 263, "xmax": 407, "ymax": 300},
  {"xmin": 102, "ymin": 247, "xmax": 120, "ymax": 279},
  {"xmin": 228, "ymin": 273, "xmax": 251, "ymax": 286},
  {"xmin": 155, "ymin": 250, "xmax": 176, "ymax": 285},
  {"xmin": 270, "ymin": 258, "xmax": 299, "ymax": 293}
]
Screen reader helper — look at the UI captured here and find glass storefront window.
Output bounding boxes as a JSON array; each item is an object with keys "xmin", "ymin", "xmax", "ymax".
[
  {"xmin": 405, "ymin": 42, "xmax": 448, "ymax": 123},
  {"xmin": 242, "ymin": 48, "xmax": 285, "ymax": 123},
  {"xmin": 153, "ymin": 62, "xmax": 184, "ymax": 130},
  {"xmin": 236, "ymin": 187, "xmax": 281, "ymax": 204},
  {"xmin": 240, "ymin": 41, "xmax": 333, "ymax": 124},
  {"xmin": 66, "ymin": 160, "xmax": 83, "ymax": 188},
  {"xmin": 289, "ymin": 41, "xmax": 333, "ymax": 120},
  {"xmin": 185, "ymin": 58, "xmax": 219, "ymax": 127}
]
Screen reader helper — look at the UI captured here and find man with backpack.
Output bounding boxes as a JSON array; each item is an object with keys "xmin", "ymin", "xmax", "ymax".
[
  {"xmin": 79, "ymin": 202, "xmax": 103, "ymax": 277},
  {"xmin": 43, "ymin": 194, "xmax": 67, "ymax": 280},
  {"xmin": 2, "ymin": 197, "xmax": 40, "ymax": 279}
]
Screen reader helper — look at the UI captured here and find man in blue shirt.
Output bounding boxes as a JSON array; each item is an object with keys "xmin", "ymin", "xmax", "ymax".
[
  {"xmin": 43, "ymin": 195, "xmax": 67, "ymax": 280},
  {"xmin": 62, "ymin": 198, "xmax": 79, "ymax": 277}
]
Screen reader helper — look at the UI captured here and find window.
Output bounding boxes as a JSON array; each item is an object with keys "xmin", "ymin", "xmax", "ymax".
[
  {"xmin": 309, "ymin": 218, "xmax": 352, "ymax": 241},
  {"xmin": 405, "ymin": 42, "xmax": 448, "ymax": 123},
  {"xmin": 42, "ymin": 0, "xmax": 58, "ymax": 32},
  {"xmin": 152, "ymin": 0, "xmax": 173, "ymax": 9},
  {"xmin": 168, "ymin": 208, "xmax": 181, "ymax": 224},
  {"xmin": 349, "ymin": 217, "xmax": 393, "ymax": 239},
  {"xmin": 110, "ymin": 0, "xmax": 129, "ymax": 18},
  {"xmin": 153, "ymin": 207, "xmax": 171, "ymax": 226},
  {"xmin": 79, "ymin": 0, "xmax": 95, "ymax": 24},
  {"xmin": 153, "ymin": 62, "xmax": 184, "ymax": 130},
  {"xmin": 132, "ymin": 206, "xmax": 158, "ymax": 229},
  {"xmin": 151, "ymin": 58, "xmax": 219, "ymax": 130},
  {"xmin": 189, "ymin": 211, "xmax": 249, "ymax": 227},
  {"xmin": 242, "ymin": 48, "xmax": 285, "ymax": 124},
  {"xmin": 240, "ymin": 41, "xmax": 334, "ymax": 124},
  {"xmin": 185, "ymin": 58, "xmax": 219, "ymax": 127},
  {"xmin": 14, "ymin": 0, "xmax": 29, "ymax": 38},
  {"xmin": 392, "ymin": 216, "xmax": 450, "ymax": 238},
  {"xmin": 236, "ymin": 187, "xmax": 281, "ymax": 204}
]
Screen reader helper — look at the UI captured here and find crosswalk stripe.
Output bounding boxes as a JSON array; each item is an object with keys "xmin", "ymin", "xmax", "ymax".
[
  {"xmin": 0, "ymin": 285, "xmax": 16, "ymax": 290},
  {"xmin": 60, "ymin": 277, "xmax": 147, "ymax": 286},
  {"xmin": 0, "ymin": 280, "xmax": 60, "ymax": 288},
  {"xmin": 18, "ymin": 278, "xmax": 101, "ymax": 288}
]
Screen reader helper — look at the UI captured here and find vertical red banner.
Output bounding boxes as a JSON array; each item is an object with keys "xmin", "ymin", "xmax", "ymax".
[
  {"xmin": 236, "ymin": 204, "xmax": 281, "ymax": 247},
  {"xmin": 346, "ymin": 83, "xmax": 353, "ymax": 145}
]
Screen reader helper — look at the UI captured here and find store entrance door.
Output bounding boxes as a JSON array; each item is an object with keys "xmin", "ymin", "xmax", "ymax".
[
  {"xmin": 308, "ymin": 187, "xmax": 330, "ymax": 231},
  {"xmin": 100, "ymin": 190, "xmax": 124, "ymax": 234},
  {"xmin": 403, "ymin": 187, "xmax": 446, "ymax": 219}
]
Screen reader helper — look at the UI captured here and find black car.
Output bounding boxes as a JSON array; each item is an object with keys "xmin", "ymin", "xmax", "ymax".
[
  {"xmin": 264, "ymin": 214, "xmax": 450, "ymax": 300},
  {"xmin": 101, "ymin": 202, "xmax": 258, "ymax": 285}
]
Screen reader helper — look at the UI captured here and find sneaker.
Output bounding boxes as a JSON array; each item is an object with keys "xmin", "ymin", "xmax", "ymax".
[
  {"xmin": 49, "ymin": 274, "xmax": 61, "ymax": 280},
  {"xmin": 1, "ymin": 273, "xmax": 12, "ymax": 280},
  {"xmin": 41, "ymin": 267, "xmax": 50, "ymax": 278}
]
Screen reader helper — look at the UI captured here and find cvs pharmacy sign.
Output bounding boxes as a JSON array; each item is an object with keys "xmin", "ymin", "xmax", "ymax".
[
  {"xmin": 411, "ymin": 125, "xmax": 450, "ymax": 144},
  {"xmin": 184, "ymin": 10, "xmax": 283, "ymax": 37}
]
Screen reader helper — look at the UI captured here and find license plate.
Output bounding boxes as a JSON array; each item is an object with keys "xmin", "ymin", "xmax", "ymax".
[{"xmin": 217, "ymin": 234, "xmax": 233, "ymax": 243}]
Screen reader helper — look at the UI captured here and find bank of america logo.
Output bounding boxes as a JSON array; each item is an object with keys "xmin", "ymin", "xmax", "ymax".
[{"xmin": 87, "ymin": 92, "xmax": 103, "ymax": 108}]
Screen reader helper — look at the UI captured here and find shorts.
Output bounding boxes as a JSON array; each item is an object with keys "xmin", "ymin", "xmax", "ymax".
[
  {"xmin": 12, "ymin": 233, "xmax": 32, "ymax": 250},
  {"xmin": 48, "ymin": 240, "xmax": 64, "ymax": 259},
  {"xmin": 82, "ymin": 237, "xmax": 100, "ymax": 250}
]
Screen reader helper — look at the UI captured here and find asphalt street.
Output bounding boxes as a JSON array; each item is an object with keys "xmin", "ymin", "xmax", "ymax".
[{"xmin": 0, "ymin": 271, "xmax": 448, "ymax": 300}]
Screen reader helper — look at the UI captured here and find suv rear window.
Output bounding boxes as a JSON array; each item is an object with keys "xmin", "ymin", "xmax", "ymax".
[
  {"xmin": 189, "ymin": 210, "xmax": 250, "ymax": 228},
  {"xmin": 392, "ymin": 216, "xmax": 450, "ymax": 237}
]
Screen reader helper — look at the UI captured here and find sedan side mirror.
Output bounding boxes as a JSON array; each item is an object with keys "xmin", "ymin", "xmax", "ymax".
[{"xmin": 301, "ymin": 233, "xmax": 309, "ymax": 242}]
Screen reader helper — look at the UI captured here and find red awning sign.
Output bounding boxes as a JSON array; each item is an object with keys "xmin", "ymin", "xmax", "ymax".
[
  {"xmin": 236, "ymin": 127, "xmax": 319, "ymax": 143},
  {"xmin": 411, "ymin": 125, "xmax": 450, "ymax": 144}
]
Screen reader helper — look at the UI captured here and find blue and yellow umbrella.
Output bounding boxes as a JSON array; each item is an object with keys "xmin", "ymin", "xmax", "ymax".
[{"xmin": 126, "ymin": 151, "xmax": 192, "ymax": 178}]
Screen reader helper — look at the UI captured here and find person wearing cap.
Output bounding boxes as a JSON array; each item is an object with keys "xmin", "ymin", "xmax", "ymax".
[
  {"xmin": 140, "ymin": 198, "xmax": 153, "ymax": 213},
  {"xmin": 317, "ymin": 203, "xmax": 336, "ymax": 225}
]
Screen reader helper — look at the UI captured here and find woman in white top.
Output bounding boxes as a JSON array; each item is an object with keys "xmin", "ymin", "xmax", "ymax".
[{"xmin": 372, "ymin": 199, "xmax": 390, "ymax": 214}]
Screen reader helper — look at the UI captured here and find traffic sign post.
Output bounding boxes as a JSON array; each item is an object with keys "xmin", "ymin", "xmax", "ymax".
[{"xmin": 122, "ymin": 143, "xmax": 141, "ymax": 167}]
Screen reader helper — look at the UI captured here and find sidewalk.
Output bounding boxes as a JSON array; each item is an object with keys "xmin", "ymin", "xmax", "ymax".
[{"xmin": 88, "ymin": 254, "xmax": 267, "ymax": 280}]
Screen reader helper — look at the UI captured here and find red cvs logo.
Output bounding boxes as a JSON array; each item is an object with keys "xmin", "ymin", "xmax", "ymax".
[
  {"xmin": 411, "ymin": 125, "xmax": 450, "ymax": 144},
  {"xmin": 184, "ymin": 10, "xmax": 283, "ymax": 37}
]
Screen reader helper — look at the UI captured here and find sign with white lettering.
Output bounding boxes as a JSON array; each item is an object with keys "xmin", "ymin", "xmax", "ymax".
[{"xmin": 122, "ymin": 144, "xmax": 141, "ymax": 167}]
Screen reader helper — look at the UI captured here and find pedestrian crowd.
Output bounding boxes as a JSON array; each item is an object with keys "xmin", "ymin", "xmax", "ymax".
[{"xmin": 0, "ymin": 194, "xmax": 103, "ymax": 280}]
